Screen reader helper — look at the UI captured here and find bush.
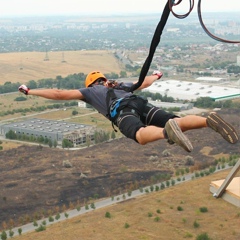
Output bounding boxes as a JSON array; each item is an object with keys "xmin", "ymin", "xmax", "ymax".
[
  {"xmin": 196, "ymin": 232, "xmax": 211, "ymax": 240},
  {"xmin": 177, "ymin": 206, "xmax": 183, "ymax": 211},
  {"xmin": 193, "ymin": 220, "xmax": 200, "ymax": 228},
  {"xmin": 105, "ymin": 212, "xmax": 111, "ymax": 218},
  {"xmin": 49, "ymin": 216, "xmax": 54, "ymax": 222},
  {"xmin": 124, "ymin": 222, "xmax": 130, "ymax": 228},
  {"xmin": 62, "ymin": 160, "xmax": 73, "ymax": 168},
  {"xmin": 55, "ymin": 213, "xmax": 61, "ymax": 220},
  {"xmin": 35, "ymin": 225, "xmax": 46, "ymax": 232},
  {"xmin": 33, "ymin": 220, "xmax": 38, "ymax": 227},
  {"xmin": 199, "ymin": 207, "xmax": 208, "ymax": 213},
  {"xmin": 148, "ymin": 212, "xmax": 153, "ymax": 217}
]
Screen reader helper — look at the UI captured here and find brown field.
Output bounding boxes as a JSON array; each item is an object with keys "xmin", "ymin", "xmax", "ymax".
[
  {"xmin": 15, "ymin": 169, "xmax": 240, "ymax": 240},
  {"xmin": 0, "ymin": 50, "xmax": 123, "ymax": 84},
  {"xmin": 0, "ymin": 109, "xmax": 239, "ymax": 240}
]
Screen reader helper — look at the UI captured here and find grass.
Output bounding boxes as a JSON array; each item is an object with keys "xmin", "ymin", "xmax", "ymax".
[{"xmin": 13, "ymin": 169, "xmax": 240, "ymax": 240}]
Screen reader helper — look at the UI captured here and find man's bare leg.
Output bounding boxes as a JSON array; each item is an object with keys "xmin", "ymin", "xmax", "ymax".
[
  {"xmin": 174, "ymin": 115, "xmax": 207, "ymax": 132},
  {"xmin": 136, "ymin": 120, "xmax": 193, "ymax": 152}
]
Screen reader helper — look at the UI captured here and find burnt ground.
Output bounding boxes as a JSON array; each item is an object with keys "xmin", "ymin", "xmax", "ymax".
[{"xmin": 0, "ymin": 109, "xmax": 239, "ymax": 227}]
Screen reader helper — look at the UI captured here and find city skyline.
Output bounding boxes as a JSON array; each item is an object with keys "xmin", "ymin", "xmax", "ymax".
[{"xmin": 0, "ymin": 0, "xmax": 239, "ymax": 17}]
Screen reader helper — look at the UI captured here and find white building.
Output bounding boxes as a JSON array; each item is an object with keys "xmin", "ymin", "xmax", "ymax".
[
  {"xmin": 237, "ymin": 55, "xmax": 240, "ymax": 66},
  {"xmin": 144, "ymin": 80, "xmax": 240, "ymax": 101}
]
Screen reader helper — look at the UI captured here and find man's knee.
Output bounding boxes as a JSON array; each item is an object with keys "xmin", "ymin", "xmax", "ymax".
[{"xmin": 135, "ymin": 127, "xmax": 147, "ymax": 145}]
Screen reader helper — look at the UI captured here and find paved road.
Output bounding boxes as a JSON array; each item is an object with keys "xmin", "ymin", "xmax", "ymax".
[{"xmin": 0, "ymin": 108, "xmax": 98, "ymax": 125}]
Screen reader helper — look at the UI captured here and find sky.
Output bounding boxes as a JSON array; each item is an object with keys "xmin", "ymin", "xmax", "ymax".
[{"xmin": 0, "ymin": 0, "xmax": 239, "ymax": 17}]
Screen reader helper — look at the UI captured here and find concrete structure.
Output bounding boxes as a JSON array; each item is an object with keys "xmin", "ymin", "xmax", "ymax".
[
  {"xmin": 144, "ymin": 80, "xmax": 240, "ymax": 101},
  {"xmin": 78, "ymin": 101, "xmax": 87, "ymax": 108},
  {"xmin": 209, "ymin": 159, "xmax": 240, "ymax": 208},
  {"xmin": 148, "ymin": 100, "xmax": 193, "ymax": 111},
  {"xmin": 0, "ymin": 118, "xmax": 96, "ymax": 146},
  {"xmin": 237, "ymin": 55, "xmax": 240, "ymax": 66},
  {"xmin": 195, "ymin": 77, "xmax": 226, "ymax": 83}
]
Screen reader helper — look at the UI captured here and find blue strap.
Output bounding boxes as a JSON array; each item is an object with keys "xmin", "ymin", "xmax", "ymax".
[{"xmin": 110, "ymin": 98, "xmax": 123, "ymax": 119}]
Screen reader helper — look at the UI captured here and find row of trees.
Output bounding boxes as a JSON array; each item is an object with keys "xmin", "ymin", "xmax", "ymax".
[
  {"xmin": 194, "ymin": 97, "xmax": 240, "ymax": 109},
  {"xmin": 0, "ymin": 72, "xmax": 123, "ymax": 94},
  {"xmin": 6, "ymin": 130, "xmax": 58, "ymax": 148},
  {"xmin": 5, "ymin": 129, "xmax": 116, "ymax": 148}
]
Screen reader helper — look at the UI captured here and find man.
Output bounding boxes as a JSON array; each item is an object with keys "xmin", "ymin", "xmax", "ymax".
[{"xmin": 18, "ymin": 70, "xmax": 239, "ymax": 152}]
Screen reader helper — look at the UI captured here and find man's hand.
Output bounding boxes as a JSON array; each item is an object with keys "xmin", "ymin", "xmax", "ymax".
[
  {"xmin": 152, "ymin": 70, "xmax": 163, "ymax": 79},
  {"xmin": 18, "ymin": 85, "xmax": 30, "ymax": 95}
]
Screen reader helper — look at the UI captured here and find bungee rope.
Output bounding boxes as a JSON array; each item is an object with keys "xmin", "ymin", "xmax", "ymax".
[
  {"xmin": 128, "ymin": 1, "xmax": 171, "ymax": 92},
  {"xmin": 129, "ymin": 0, "xmax": 240, "ymax": 93},
  {"xmin": 197, "ymin": 0, "xmax": 240, "ymax": 44}
]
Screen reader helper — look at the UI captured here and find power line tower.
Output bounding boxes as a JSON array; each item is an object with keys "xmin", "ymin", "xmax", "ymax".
[
  {"xmin": 44, "ymin": 49, "xmax": 49, "ymax": 61},
  {"xmin": 61, "ymin": 52, "xmax": 67, "ymax": 63}
]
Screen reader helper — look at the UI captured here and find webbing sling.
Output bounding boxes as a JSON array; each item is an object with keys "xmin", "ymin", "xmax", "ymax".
[{"xmin": 128, "ymin": 1, "xmax": 171, "ymax": 93}]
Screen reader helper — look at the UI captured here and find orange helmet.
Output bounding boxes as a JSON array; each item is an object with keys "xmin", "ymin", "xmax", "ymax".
[{"xmin": 85, "ymin": 71, "xmax": 107, "ymax": 87}]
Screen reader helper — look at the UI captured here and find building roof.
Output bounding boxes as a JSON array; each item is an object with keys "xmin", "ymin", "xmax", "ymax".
[
  {"xmin": 2, "ymin": 118, "xmax": 91, "ymax": 135},
  {"xmin": 195, "ymin": 77, "xmax": 225, "ymax": 82},
  {"xmin": 144, "ymin": 80, "xmax": 240, "ymax": 101}
]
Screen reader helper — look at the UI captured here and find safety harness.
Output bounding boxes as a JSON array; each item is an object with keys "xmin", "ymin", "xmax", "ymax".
[{"xmin": 106, "ymin": 84, "xmax": 147, "ymax": 132}]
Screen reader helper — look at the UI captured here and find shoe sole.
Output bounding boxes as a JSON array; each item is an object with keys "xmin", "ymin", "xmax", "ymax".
[
  {"xmin": 167, "ymin": 119, "xmax": 193, "ymax": 152},
  {"xmin": 207, "ymin": 113, "xmax": 239, "ymax": 144}
]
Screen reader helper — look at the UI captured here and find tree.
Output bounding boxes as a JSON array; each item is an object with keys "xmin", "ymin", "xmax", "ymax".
[
  {"xmin": 90, "ymin": 202, "xmax": 95, "ymax": 209},
  {"xmin": 6, "ymin": 130, "xmax": 17, "ymax": 139},
  {"xmin": 9, "ymin": 229, "xmax": 14, "ymax": 238},
  {"xmin": 53, "ymin": 140, "xmax": 58, "ymax": 148},
  {"xmin": 62, "ymin": 139, "xmax": 73, "ymax": 148},
  {"xmin": 18, "ymin": 228, "xmax": 22, "ymax": 236},
  {"xmin": 35, "ymin": 225, "xmax": 46, "ymax": 232},
  {"xmin": 28, "ymin": 80, "xmax": 37, "ymax": 89},
  {"xmin": 72, "ymin": 110, "xmax": 78, "ymax": 115},
  {"xmin": 48, "ymin": 139, "xmax": 53, "ymax": 148},
  {"xmin": 0, "ymin": 230, "xmax": 7, "ymax": 240},
  {"xmin": 55, "ymin": 213, "xmax": 61, "ymax": 220}
]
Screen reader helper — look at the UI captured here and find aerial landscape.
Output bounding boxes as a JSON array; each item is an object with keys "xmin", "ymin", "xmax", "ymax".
[{"xmin": 0, "ymin": 1, "xmax": 240, "ymax": 239}]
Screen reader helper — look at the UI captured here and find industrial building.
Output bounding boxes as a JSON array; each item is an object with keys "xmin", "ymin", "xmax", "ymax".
[
  {"xmin": 144, "ymin": 80, "xmax": 240, "ymax": 101},
  {"xmin": 148, "ymin": 100, "xmax": 193, "ymax": 111},
  {"xmin": 0, "ymin": 118, "xmax": 96, "ymax": 147},
  {"xmin": 195, "ymin": 77, "xmax": 226, "ymax": 83}
]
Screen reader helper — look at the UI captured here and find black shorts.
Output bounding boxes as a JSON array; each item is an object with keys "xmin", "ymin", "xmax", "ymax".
[{"xmin": 115, "ymin": 101, "xmax": 178, "ymax": 142}]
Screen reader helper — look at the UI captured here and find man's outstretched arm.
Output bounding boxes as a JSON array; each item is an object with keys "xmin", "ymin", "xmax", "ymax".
[
  {"xmin": 134, "ymin": 70, "xmax": 163, "ymax": 90},
  {"xmin": 19, "ymin": 85, "xmax": 84, "ymax": 100}
]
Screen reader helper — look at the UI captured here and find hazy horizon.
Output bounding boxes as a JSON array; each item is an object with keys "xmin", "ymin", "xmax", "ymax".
[{"xmin": 0, "ymin": 0, "xmax": 239, "ymax": 18}]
